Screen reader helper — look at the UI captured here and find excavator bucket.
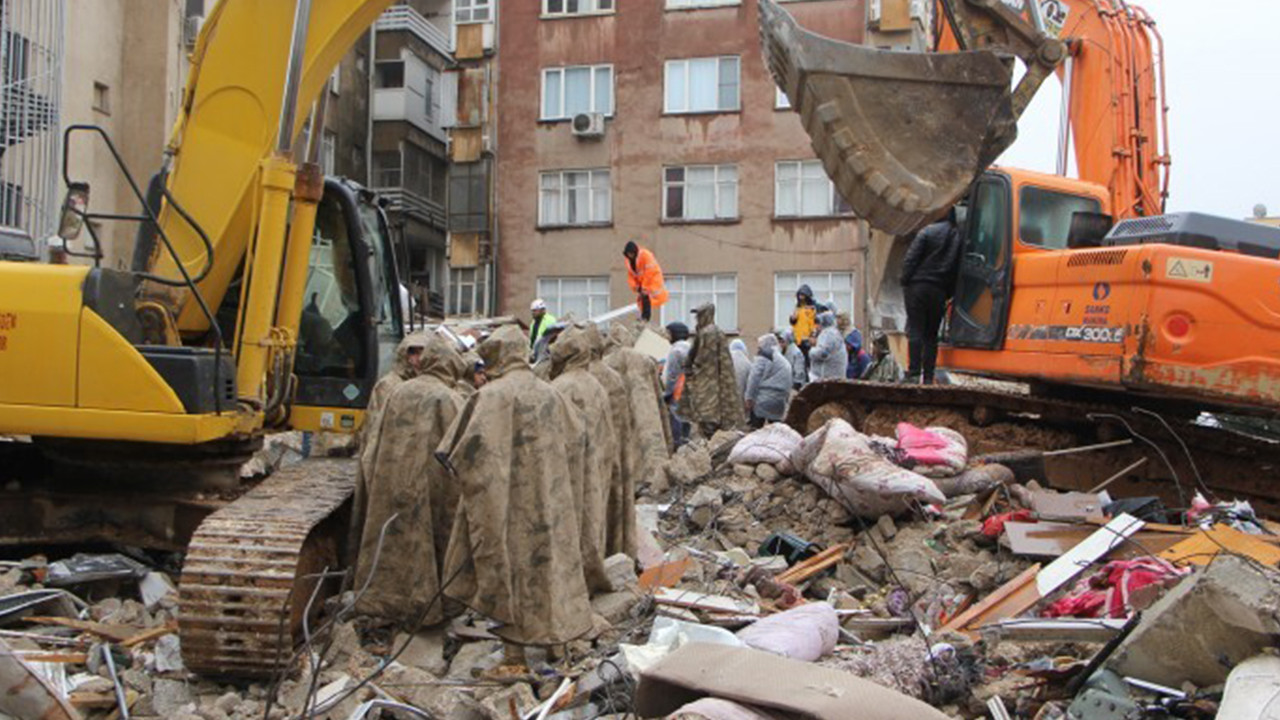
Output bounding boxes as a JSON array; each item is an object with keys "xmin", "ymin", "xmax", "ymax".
[{"xmin": 759, "ymin": 0, "xmax": 1018, "ymax": 235}]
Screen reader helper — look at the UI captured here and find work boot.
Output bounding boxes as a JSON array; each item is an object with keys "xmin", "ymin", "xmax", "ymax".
[{"xmin": 900, "ymin": 374, "xmax": 922, "ymax": 385}]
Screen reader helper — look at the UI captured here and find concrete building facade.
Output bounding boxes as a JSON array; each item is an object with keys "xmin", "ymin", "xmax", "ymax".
[{"xmin": 492, "ymin": 0, "xmax": 868, "ymax": 340}]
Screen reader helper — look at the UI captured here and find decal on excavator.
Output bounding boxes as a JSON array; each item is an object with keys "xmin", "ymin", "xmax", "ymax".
[
  {"xmin": 1009, "ymin": 324, "xmax": 1126, "ymax": 343},
  {"xmin": 1166, "ymin": 258, "xmax": 1214, "ymax": 284},
  {"xmin": 999, "ymin": 0, "xmax": 1069, "ymax": 37}
]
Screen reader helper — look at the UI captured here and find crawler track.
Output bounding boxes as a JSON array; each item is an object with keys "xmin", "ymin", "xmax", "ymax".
[
  {"xmin": 179, "ymin": 458, "xmax": 355, "ymax": 677},
  {"xmin": 786, "ymin": 381, "xmax": 1280, "ymax": 516}
]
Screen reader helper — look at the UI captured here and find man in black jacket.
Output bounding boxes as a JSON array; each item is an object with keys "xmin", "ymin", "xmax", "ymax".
[{"xmin": 899, "ymin": 209, "xmax": 962, "ymax": 384}]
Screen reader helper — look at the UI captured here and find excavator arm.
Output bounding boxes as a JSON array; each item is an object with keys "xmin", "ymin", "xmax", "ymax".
[{"xmin": 760, "ymin": 0, "xmax": 1167, "ymax": 235}]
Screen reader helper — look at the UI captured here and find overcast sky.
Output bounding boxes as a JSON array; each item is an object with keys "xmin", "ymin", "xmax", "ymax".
[{"xmin": 997, "ymin": 0, "xmax": 1280, "ymax": 219}]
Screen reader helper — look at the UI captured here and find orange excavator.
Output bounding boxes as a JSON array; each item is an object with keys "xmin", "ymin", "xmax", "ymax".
[{"xmin": 761, "ymin": 0, "xmax": 1280, "ymax": 509}]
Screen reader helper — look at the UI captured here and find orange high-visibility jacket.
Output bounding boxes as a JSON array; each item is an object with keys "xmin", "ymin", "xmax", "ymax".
[{"xmin": 627, "ymin": 247, "xmax": 669, "ymax": 309}]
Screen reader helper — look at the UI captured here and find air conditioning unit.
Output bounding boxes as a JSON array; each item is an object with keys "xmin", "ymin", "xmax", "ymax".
[
  {"xmin": 184, "ymin": 15, "xmax": 204, "ymax": 49},
  {"xmin": 571, "ymin": 112, "xmax": 605, "ymax": 139}
]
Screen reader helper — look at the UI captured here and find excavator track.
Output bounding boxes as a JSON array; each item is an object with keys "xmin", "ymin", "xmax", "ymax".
[
  {"xmin": 785, "ymin": 381, "xmax": 1280, "ymax": 516},
  {"xmin": 179, "ymin": 458, "xmax": 355, "ymax": 678}
]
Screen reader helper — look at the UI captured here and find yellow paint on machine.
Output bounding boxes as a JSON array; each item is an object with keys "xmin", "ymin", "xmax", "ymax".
[
  {"xmin": 77, "ymin": 309, "xmax": 185, "ymax": 413},
  {"xmin": 0, "ymin": 404, "xmax": 251, "ymax": 444},
  {"xmin": 0, "ymin": 261, "xmax": 87, "ymax": 407}
]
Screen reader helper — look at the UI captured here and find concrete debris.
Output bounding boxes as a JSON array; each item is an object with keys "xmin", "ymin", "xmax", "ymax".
[{"xmin": 602, "ymin": 553, "xmax": 638, "ymax": 592}]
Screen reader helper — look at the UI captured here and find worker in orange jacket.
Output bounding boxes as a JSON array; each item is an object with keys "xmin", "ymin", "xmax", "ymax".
[{"xmin": 623, "ymin": 240, "xmax": 668, "ymax": 322}]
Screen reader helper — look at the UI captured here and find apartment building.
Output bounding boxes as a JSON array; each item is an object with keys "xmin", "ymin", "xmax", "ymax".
[{"xmin": 492, "ymin": 0, "xmax": 868, "ymax": 340}]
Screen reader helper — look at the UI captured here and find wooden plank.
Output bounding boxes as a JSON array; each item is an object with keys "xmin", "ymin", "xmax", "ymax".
[
  {"xmin": 1159, "ymin": 527, "xmax": 1280, "ymax": 567},
  {"xmin": 120, "ymin": 623, "xmax": 177, "ymax": 649},
  {"xmin": 775, "ymin": 543, "xmax": 850, "ymax": 585},
  {"xmin": 1030, "ymin": 490, "xmax": 1107, "ymax": 520},
  {"xmin": 1005, "ymin": 522, "xmax": 1189, "ymax": 559},
  {"xmin": 22, "ymin": 617, "xmax": 136, "ymax": 643},
  {"xmin": 638, "ymin": 557, "xmax": 692, "ymax": 591},
  {"xmin": 938, "ymin": 563, "xmax": 1042, "ymax": 636},
  {"xmin": 652, "ymin": 588, "xmax": 758, "ymax": 615}
]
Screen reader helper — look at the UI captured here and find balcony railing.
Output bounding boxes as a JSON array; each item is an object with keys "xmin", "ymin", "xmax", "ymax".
[
  {"xmin": 376, "ymin": 5, "xmax": 453, "ymax": 57},
  {"xmin": 371, "ymin": 185, "xmax": 447, "ymax": 233}
]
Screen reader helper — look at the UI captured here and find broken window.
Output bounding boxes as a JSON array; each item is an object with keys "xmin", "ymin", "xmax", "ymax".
[
  {"xmin": 541, "ymin": 65, "xmax": 613, "ymax": 120},
  {"xmin": 774, "ymin": 160, "xmax": 853, "ymax": 218},
  {"xmin": 539, "ymin": 169, "xmax": 611, "ymax": 227},
  {"xmin": 664, "ymin": 56, "xmax": 739, "ymax": 114},
  {"xmin": 663, "ymin": 165, "xmax": 738, "ymax": 222}
]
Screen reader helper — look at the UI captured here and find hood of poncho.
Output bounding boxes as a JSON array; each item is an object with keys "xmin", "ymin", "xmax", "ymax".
[
  {"xmin": 550, "ymin": 323, "xmax": 594, "ymax": 378},
  {"xmin": 608, "ymin": 322, "xmax": 637, "ymax": 351},
  {"xmin": 392, "ymin": 332, "xmax": 429, "ymax": 379},
  {"xmin": 477, "ymin": 324, "xmax": 529, "ymax": 379},
  {"xmin": 758, "ymin": 333, "xmax": 779, "ymax": 358},
  {"xmin": 420, "ymin": 332, "xmax": 468, "ymax": 385}
]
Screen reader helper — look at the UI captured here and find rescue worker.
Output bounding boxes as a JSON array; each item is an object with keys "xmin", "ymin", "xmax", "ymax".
[
  {"xmin": 845, "ymin": 325, "xmax": 872, "ymax": 379},
  {"xmin": 623, "ymin": 240, "xmax": 668, "ymax": 323},
  {"xmin": 808, "ymin": 310, "xmax": 848, "ymax": 382},
  {"xmin": 605, "ymin": 323, "xmax": 668, "ymax": 556},
  {"xmin": 864, "ymin": 332, "xmax": 905, "ymax": 383},
  {"xmin": 679, "ymin": 303, "xmax": 744, "ymax": 436},
  {"xmin": 789, "ymin": 284, "xmax": 818, "ymax": 358},
  {"xmin": 900, "ymin": 208, "xmax": 962, "ymax": 384},
  {"xmin": 583, "ymin": 323, "xmax": 635, "ymax": 558},
  {"xmin": 437, "ymin": 325, "xmax": 593, "ymax": 664},
  {"xmin": 662, "ymin": 322, "xmax": 692, "ymax": 447},
  {"xmin": 354, "ymin": 333, "xmax": 468, "ymax": 624},
  {"xmin": 529, "ymin": 298, "xmax": 557, "ymax": 350},
  {"xmin": 782, "ymin": 330, "xmax": 807, "ymax": 390},
  {"xmin": 745, "ymin": 334, "xmax": 792, "ymax": 428},
  {"xmin": 549, "ymin": 324, "xmax": 615, "ymax": 593},
  {"xmin": 729, "ymin": 338, "xmax": 752, "ymax": 399}
]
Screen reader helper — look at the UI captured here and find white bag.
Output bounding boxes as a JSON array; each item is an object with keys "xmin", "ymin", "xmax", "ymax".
[
  {"xmin": 797, "ymin": 419, "xmax": 945, "ymax": 518},
  {"xmin": 727, "ymin": 424, "xmax": 804, "ymax": 475}
]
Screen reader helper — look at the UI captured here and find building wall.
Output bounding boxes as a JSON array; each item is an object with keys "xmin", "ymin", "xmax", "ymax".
[
  {"xmin": 495, "ymin": 0, "xmax": 867, "ymax": 341},
  {"xmin": 63, "ymin": 0, "xmax": 194, "ymax": 268}
]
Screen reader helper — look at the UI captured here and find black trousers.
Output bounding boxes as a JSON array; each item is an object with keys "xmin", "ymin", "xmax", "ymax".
[
  {"xmin": 905, "ymin": 282, "xmax": 947, "ymax": 382},
  {"xmin": 640, "ymin": 295, "xmax": 652, "ymax": 322}
]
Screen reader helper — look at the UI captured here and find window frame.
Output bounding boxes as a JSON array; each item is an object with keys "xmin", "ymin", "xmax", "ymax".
[
  {"xmin": 773, "ymin": 272, "xmax": 856, "ymax": 330},
  {"xmin": 321, "ymin": 130, "xmax": 337, "ymax": 176},
  {"xmin": 661, "ymin": 273, "xmax": 740, "ymax": 332},
  {"xmin": 774, "ymin": 159, "xmax": 855, "ymax": 219},
  {"xmin": 663, "ymin": 56, "xmax": 741, "ymax": 115},
  {"xmin": 662, "ymin": 164, "xmax": 740, "ymax": 223},
  {"xmin": 455, "ymin": 0, "xmax": 494, "ymax": 24},
  {"xmin": 666, "ymin": 0, "xmax": 741, "ymax": 9},
  {"xmin": 538, "ymin": 168, "xmax": 613, "ymax": 229},
  {"xmin": 542, "ymin": 0, "xmax": 616, "ymax": 18},
  {"xmin": 1017, "ymin": 185, "xmax": 1104, "ymax": 250},
  {"xmin": 540, "ymin": 64, "xmax": 615, "ymax": 121},
  {"xmin": 536, "ymin": 275, "xmax": 613, "ymax": 319}
]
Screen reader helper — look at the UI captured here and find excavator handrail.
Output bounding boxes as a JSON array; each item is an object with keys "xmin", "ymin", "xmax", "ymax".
[{"xmin": 61, "ymin": 124, "xmax": 227, "ymax": 415}]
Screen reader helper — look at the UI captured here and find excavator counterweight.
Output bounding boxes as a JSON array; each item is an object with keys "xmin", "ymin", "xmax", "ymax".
[{"xmin": 759, "ymin": 0, "xmax": 1019, "ymax": 235}]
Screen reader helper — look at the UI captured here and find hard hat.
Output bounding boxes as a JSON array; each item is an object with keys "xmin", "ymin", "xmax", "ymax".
[{"xmin": 531, "ymin": 298, "xmax": 547, "ymax": 312}]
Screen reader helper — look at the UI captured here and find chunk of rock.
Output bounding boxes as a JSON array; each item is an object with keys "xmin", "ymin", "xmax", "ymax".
[
  {"xmin": 686, "ymin": 485, "xmax": 723, "ymax": 529},
  {"xmin": 397, "ymin": 629, "xmax": 449, "ymax": 677},
  {"xmin": 384, "ymin": 663, "xmax": 486, "ymax": 719},
  {"xmin": 591, "ymin": 589, "xmax": 641, "ymax": 625},
  {"xmin": 152, "ymin": 678, "xmax": 196, "ymax": 716},
  {"xmin": 755, "ymin": 464, "xmax": 780, "ymax": 482},
  {"xmin": 479, "ymin": 682, "xmax": 539, "ymax": 719},
  {"xmin": 447, "ymin": 641, "xmax": 504, "ymax": 680},
  {"xmin": 666, "ymin": 444, "xmax": 712, "ymax": 486},
  {"xmin": 603, "ymin": 553, "xmax": 638, "ymax": 592}
]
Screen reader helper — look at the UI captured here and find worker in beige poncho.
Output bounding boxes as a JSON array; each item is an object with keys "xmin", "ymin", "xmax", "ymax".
[
  {"xmin": 585, "ymin": 324, "xmax": 635, "ymax": 559},
  {"xmin": 437, "ymin": 324, "xmax": 593, "ymax": 661},
  {"xmin": 354, "ymin": 333, "xmax": 468, "ymax": 624},
  {"xmin": 605, "ymin": 323, "xmax": 669, "ymax": 556}
]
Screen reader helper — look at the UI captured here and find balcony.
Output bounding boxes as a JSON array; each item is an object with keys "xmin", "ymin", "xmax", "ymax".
[
  {"xmin": 376, "ymin": 5, "xmax": 453, "ymax": 58},
  {"xmin": 371, "ymin": 184, "xmax": 447, "ymax": 234}
]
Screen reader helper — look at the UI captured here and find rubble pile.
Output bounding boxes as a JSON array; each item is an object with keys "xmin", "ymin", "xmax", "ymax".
[{"xmin": 6, "ymin": 415, "xmax": 1280, "ymax": 719}]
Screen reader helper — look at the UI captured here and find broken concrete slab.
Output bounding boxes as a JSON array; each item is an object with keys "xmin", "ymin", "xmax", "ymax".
[
  {"xmin": 591, "ymin": 589, "xmax": 642, "ymax": 625},
  {"xmin": 446, "ymin": 641, "xmax": 504, "ymax": 681},
  {"xmin": 1107, "ymin": 555, "xmax": 1280, "ymax": 687},
  {"xmin": 396, "ymin": 628, "xmax": 448, "ymax": 677},
  {"xmin": 603, "ymin": 553, "xmax": 638, "ymax": 592},
  {"xmin": 478, "ymin": 682, "xmax": 538, "ymax": 720}
]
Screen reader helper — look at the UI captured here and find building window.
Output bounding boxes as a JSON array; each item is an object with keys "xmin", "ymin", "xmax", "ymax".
[
  {"xmin": 775, "ymin": 86, "xmax": 791, "ymax": 109},
  {"xmin": 330, "ymin": 67, "xmax": 340, "ymax": 95},
  {"xmin": 375, "ymin": 61, "xmax": 405, "ymax": 89},
  {"xmin": 664, "ymin": 56, "xmax": 739, "ymax": 114},
  {"xmin": 662, "ymin": 274, "xmax": 738, "ymax": 331},
  {"xmin": 775, "ymin": 159, "xmax": 853, "ymax": 218},
  {"xmin": 544, "ymin": 0, "xmax": 615, "ymax": 16},
  {"xmin": 667, "ymin": 0, "xmax": 741, "ymax": 8},
  {"xmin": 663, "ymin": 165, "xmax": 738, "ymax": 222},
  {"xmin": 424, "ymin": 65, "xmax": 441, "ymax": 122},
  {"xmin": 322, "ymin": 131, "xmax": 337, "ymax": 175},
  {"xmin": 537, "ymin": 276, "xmax": 611, "ymax": 319},
  {"xmin": 449, "ymin": 161, "xmax": 490, "ymax": 233},
  {"xmin": 456, "ymin": 0, "xmax": 493, "ymax": 24},
  {"xmin": 93, "ymin": 82, "xmax": 110, "ymax": 114},
  {"xmin": 372, "ymin": 151, "xmax": 402, "ymax": 187},
  {"xmin": 774, "ymin": 272, "xmax": 855, "ymax": 329},
  {"xmin": 539, "ymin": 169, "xmax": 611, "ymax": 227},
  {"xmin": 449, "ymin": 266, "xmax": 489, "ymax": 316},
  {"xmin": 541, "ymin": 65, "xmax": 614, "ymax": 120}
]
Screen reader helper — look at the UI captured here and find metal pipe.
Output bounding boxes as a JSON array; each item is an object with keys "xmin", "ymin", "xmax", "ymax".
[
  {"xmin": 1056, "ymin": 54, "xmax": 1074, "ymax": 176},
  {"xmin": 277, "ymin": 0, "xmax": 314, "ymax": 155}
]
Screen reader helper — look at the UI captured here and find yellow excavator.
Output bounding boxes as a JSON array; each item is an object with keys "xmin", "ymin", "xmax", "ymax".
[{"xmin": 0, "ymin": 1, "xmax": 407, "ymax": 675}]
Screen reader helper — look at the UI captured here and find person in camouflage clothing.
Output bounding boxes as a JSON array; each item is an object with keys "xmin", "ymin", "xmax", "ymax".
[
  {"xmin": 437, "ymin": 325, "xmax": 592, "ymax": 660},
  {"xmin": 679, "ymin": 303, "xmax": 744, "ymax": 437},
  {"xmin": 354, "ymin": 333, "xmax": 468, "ymax": 624}
]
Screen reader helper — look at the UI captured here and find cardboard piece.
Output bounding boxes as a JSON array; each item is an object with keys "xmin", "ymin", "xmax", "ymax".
[
  {"xmin": 632, "ymin": 327, "xmax": 672, "ymax": 362},
  {"xmin": 1030, "ymin": 490, "xmax": 1108, "ymax": 520},
  {"xmin": 638, "ymin": 557, "xmax": 693, "ymax": 590},
  {"xmin": 1159, "ymin": 526, "xmax": 1280, "ymax": 567}
]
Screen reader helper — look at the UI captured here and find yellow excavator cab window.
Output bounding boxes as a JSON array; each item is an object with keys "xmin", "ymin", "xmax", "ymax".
[{"xmin": 298, "ymin": 195, "xmax": 366, "ymax": 379}]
